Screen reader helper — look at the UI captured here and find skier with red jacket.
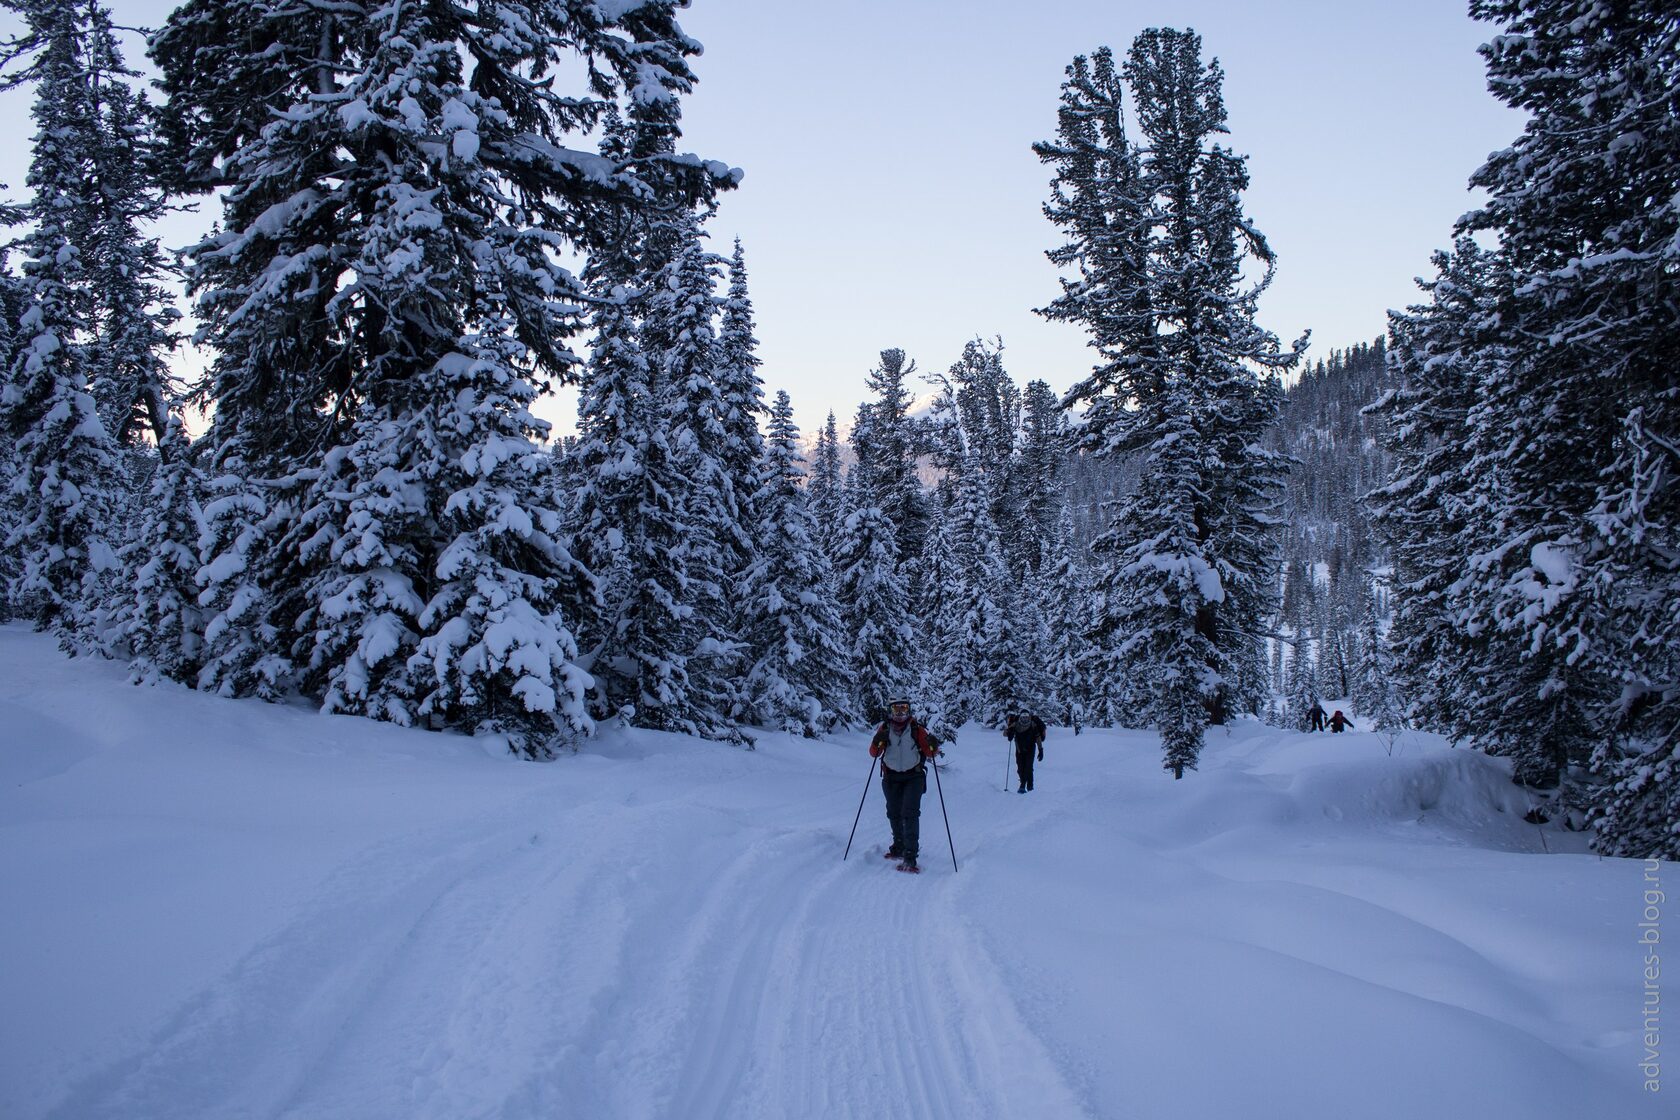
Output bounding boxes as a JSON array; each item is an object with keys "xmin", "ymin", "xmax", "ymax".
[{"xmin": 869, "ymin": 697, "xmax": 939, "ymax": 873}]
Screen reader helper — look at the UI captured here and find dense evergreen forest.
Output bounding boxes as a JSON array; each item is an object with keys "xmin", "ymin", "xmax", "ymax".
[{"xmin": 0, "ymin": 1, "xmax": 1673, "ymax": 856}]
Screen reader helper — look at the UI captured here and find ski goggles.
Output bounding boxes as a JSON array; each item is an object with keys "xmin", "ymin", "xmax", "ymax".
[{"xmin": 889, "ymin": 702, "xmax": 911, "ymax": 715}]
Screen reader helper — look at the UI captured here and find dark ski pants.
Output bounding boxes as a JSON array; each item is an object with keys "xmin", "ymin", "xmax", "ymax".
[
  {"xmin": 1016, "ymin": 745, "xmax": 1036, "ymax": 791},
  {"xmin": 881, "ymin": 766, "xmax": 926, "ymax": 859}
]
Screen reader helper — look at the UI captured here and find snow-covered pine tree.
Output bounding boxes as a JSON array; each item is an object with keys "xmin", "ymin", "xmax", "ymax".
[
  {"xmin": 405, "ymin": 293, "xmax": 594, "ymax": 757},
  {"xmin": 306, "ymin": 1, "xmax": 689, "ymax": 746},
  {"xmin": 1389, "ymin": 241, "xmax": 1595, "ymax": 788},
  {"xmin": 1287, "ymin": 645, "xmax": 1318, "ymax": 732},
  {"xmin": 715, "ymin": 239, "xmax": 772, "ymax": 716},
  {"xmin": 947, "ymin": 451, "xmax": 1023, "ymax": 726},
  {"xmin": 925, "ymin": 339, "xmax": 1022, "ymax": 536},
  {"xmin": 1351, "ymin": 586, "xmax": 1402, "ymax": 731},
  {"xmin": 73, "ymin": 8, "xmax": 187, "ymax": 657},
  {"xmin": 807, "ymin": 410, "xmax": 845, "ymax": 563},
  {"xmin": 1037, "ymin": 30, "xmax": 1303, "ymax": 776},
  {"xmin": 740, "ymin": 390, "xmax": 855, "ymax": 735},
  {"xmin": 1280, "ymin": 555, "xmax": 1315, "ymax": 641},
  {"xmin": 124, "ymin": 413, "xmax": 203, "ymax": 683},
  {"xmin": 152, "ymin": 1, "xmax": 360, "ymax": 694},
  {"xmin": 644, "ymin": 214, "xmax": 742, "ymax": 736},
  {"xmin": 1269, "ymin": 632, "xmax": 1284, "ymax": 699},
  {"xmin": 152, "ymin": 0, "xmax": 730, "ymax": 739},
  {"xmin": 1034, "ymin": 46, "xmax": 1156, "ymax": 460},
  {"xmin": 1455, "ymin": 0, "xmax": 1679, "ymax": 852},
  {"xmin": 1442, "ymin": 248, "xmax": 1604, "ymax": 782},
  {"xmin": 138, "ymin": 4, "xmax": 306, "ymax": 689},
  {"xmin": 0, "ymin": 0, "xmax": 122, "ymax": 649},
  {"xmin": 566, "ymin": 105, "xmax": 688, "ymax": 730},
  {"xmin": 1367, "ymin": 241, "xmax": 1505, "ymax": 745},
  {"xmin": 80, "ymin": 4, "xmax": 177, "ymax": 455},
  {"xmin": 910, "ymin": 496, "xmax": 964, "ymax": 744},
  {"xmin": 834, "ymin": 477, "xmax": 914, "ymax": 726},
  {"xmin": 0, "ymin": 259, "xmax": 28, "ymax": 622},
  {"xmin": 716, "ymin": 239, "xmax": 769, "ymax": 539},
  {"xmin": 1146, "ymin": 39, "xmax": 1292, "ymax": 725},
  {"xmin": 569, "ymin": 269, "xmax": 697, "ymax": 732},
  {"xmin": 1095, "ymin": 418, "xmax": 1221, "ymax": 773},
  {"xmin": 285, "ymin": 0, "xmax": 480, "ymax": 723},
  {"xmin": 1315, "ymin": 629, "xmax": 1350, "ymax": 704},
  {"xmin": 1012, "ymin": 566, "xmax": 1057, "ymax": 721},
  {"xmin": 1038, "ymin": 504, "xmax": 1091, "ymax": 730},
  {"xmin": 1036, "ymin": 41, "xmax": 1172, "ymax": 736},
  {"xmin": 1017, "ymin": 378, "xmax": 1066, "ymax": 571},
  {"xmin": 852, "ymin": 347, "xmax": 928, "ymax": 564}
]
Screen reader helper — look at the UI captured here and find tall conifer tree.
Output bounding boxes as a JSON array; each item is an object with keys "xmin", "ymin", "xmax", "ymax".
[
  {"xmin": 1469, "ymin": 2, "xmax": 1679, "ymax": 836},
  {"xmin": 947, "ymin": 451, "xmax": 1022, "ymax": 725},
  {"xmin": 151, "ymin": 0, "xmax": 730, "ymax": 745},
  {"xmin": 741, "ymin": 391, "xmax": 855, "ymax": 735},
  {"xmin": 81, "ymin": 5, "xmax": 177, "ymax": 453},
  {"xmin": 852, "ymin": 348, "xmax": 927, "ymax": 562},
  {"xmin": 1039, "ymin": 505, "xmax": 1091, "ymax": 729},
  {"xmin": 834, "ymin": 476, "xmax": 913, "ymax": 724},
  {"xmin": 0, "ymin": 0, "xmax": 121, "ymax": 647},
  {"xmin": 911, "ymin": 498, "xmax": 965, "ymax": 743},
  {"xmin": 124, "ymin": 415, "xmax": 203, "ymax": 683},
  {"xmin": 1036, "ymin": 29, "xmax": 1302, "ymax": 776},
  {"xmin": 570, "ymin": 270, "xmax": 695, "ymax": 731},
  {"xmin": 807, "ymin": 410, "xmax": 845, "ymax": 563},
  {"xmin": 644, "ymin": 215, "xmax": 740, "ymax": 734},
  {"xmin": 1370, "ymin": 1, "xmax": 1678, "ymax": 849}
]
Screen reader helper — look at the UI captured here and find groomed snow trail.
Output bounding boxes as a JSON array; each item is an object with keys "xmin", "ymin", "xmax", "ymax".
[
  {"xmin": 0, "ymin": 627, "xmax": 1660, "ymax": 1120},
  {"xmin": 22, "ymin": 741, "xmax": 1089, "ymax": 1120}
]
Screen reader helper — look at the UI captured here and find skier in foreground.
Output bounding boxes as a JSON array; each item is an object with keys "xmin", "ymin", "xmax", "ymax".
[{"xmin": 869, "ymin": 698, "xmax": 939, "ymax": 873}]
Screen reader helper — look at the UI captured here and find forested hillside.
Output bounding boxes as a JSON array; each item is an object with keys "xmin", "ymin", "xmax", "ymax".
[{"xmin": 1269, "ymin": 341, "xmax": 1397, "ymax": 719}]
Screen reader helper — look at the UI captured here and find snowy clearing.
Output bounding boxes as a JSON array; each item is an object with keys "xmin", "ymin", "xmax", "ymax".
[{"xmin": 0, "ymin": 625, "xmax": 1659, "ymax": 1120}]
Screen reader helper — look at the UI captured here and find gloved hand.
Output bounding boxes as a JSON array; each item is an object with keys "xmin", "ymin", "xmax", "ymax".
[
  {"xmin": 1037, "ymin": 749, "xmax": 1044, "ymax": 762},
  {"xmin": 869, "ymin": 743, "xmax": 883, "ymax": 758}
]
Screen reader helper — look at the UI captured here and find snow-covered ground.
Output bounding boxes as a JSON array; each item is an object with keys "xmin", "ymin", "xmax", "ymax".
[{"xmin": 0, "ymin": 624, "xmax": 1660, "ymax": 1119}]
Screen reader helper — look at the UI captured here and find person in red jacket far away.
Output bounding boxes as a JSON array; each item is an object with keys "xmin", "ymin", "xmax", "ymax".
[
  {"xmin": 1329, "ymin": 709, "xmax": 1352, "ymax": 733},
  {"xmin": 869, "ymin": 698, "xmax": 940, "ymax": 873}
]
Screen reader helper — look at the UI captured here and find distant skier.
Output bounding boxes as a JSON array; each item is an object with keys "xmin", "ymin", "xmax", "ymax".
[
  {"xmin": 1308, "ymin": 700, "xmax": 1328, "ymax": 732},
  {"xmin": 1005, "ymin": 710, "xmax": 1046, "ymax": 793},
  {"xmin": 869, "ymin": 698, "xmax": 939, "ymax": 873},
  {"xmin": 1329, "ymin": 709, "xmax": 1351, "ymax": 733}
]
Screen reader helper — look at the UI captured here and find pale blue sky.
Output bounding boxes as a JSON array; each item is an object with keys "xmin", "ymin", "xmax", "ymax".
[
  {"xmin": 675, "ymin": 0, "xmax": 1521, "ymax": 431},
  {"xmin": 2, "ymin": 1, "xmax": 1520, "ymax": 438}
]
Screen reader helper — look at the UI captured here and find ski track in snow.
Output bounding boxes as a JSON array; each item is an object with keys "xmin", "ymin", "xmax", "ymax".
[
  {"xmin": 30, "ymin": 750, "xmax": 1093, "ymax": 1120},
  {"xmin": 570, "ymin": 771, "xmax": 1091, "ymax": 1120}
]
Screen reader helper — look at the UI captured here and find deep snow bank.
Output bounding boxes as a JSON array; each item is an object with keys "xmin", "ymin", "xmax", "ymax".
[{"xmin": 0, "ymin": 625, "xmax": 1661, "ymax": 1120}]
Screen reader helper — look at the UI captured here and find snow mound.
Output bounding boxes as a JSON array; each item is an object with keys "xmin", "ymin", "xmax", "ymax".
[{"xmin": 1249, "ymin": 730, "xmax": 1561, "ymax": 850}]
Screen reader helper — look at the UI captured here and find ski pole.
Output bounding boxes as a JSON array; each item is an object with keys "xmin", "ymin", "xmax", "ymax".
[
  {"xmin": 842, "ymin": 754, "xmax": 878, "ymax": 861},
  {"xmin": 931, "ymin": 753, "xmax": 958, "ymax": 873},
  {"xmin": 1004, "ymin": 739, "xmax": 1011, "ymax": 792}
]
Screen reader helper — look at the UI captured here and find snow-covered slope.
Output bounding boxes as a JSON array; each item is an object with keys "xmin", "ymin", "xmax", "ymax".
[{"xmin": 0, "ymin": 625, "xmax": 1657, "ymax": 1119}]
